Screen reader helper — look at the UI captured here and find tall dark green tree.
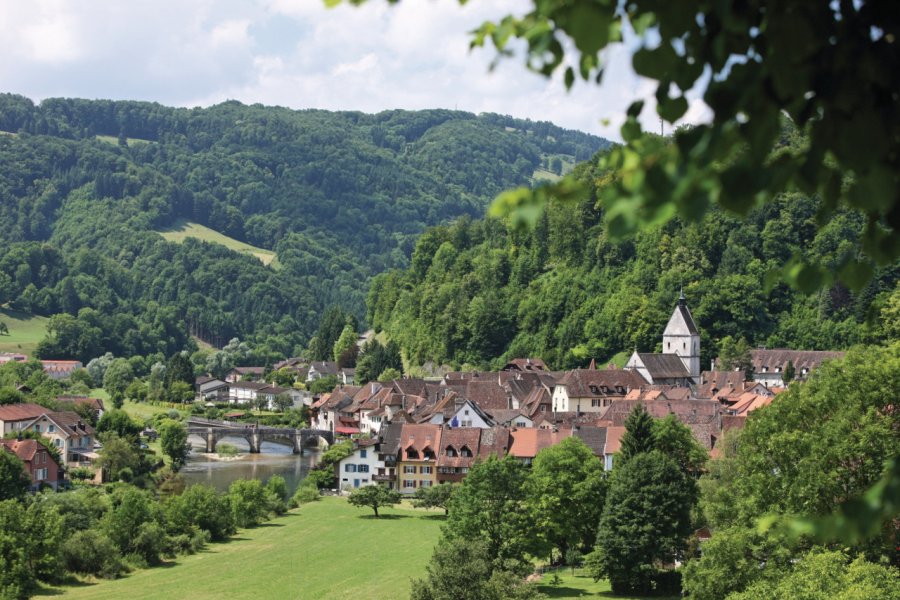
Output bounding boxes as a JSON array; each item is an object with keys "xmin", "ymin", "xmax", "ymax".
[
  {"xmin": 588, "ymin": 450, "xmax": 696, "ymax": 594},
  {"xmin": 619, "ymin": 404, "xmax": 655, "ymax": 462}
]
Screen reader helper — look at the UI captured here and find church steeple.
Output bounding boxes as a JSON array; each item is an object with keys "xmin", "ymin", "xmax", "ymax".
[{"xmin": 663, "ymin": 291, "xmax": 700, "ymax": 380}]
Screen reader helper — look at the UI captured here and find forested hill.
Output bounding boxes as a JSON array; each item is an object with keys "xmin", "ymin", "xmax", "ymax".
[
  {"xmin": 367, "ymin": 128, "xmax": 900, "ymax": 371},
  {"xmin": 0, "ymin": 94, "xmax": 610, "ymax": 362}
]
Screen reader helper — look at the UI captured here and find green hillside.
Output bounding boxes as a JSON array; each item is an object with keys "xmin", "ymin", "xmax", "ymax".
[
  {"xmin": 368, "ymin": 124, "xmax": 900, "ymax": 370},
  {"xmin": 0, "ymin": 307, "xmax": 49, "ymax": 355},
  {"xmin": 157, "ymin": 220, "xmax": 279, "ymax": 267},
  {"xmin": 0, "ymin": 94, "xmax": 611, "ymax": 361}
]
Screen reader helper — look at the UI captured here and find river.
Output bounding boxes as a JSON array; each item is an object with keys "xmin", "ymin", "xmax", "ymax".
[{"xmin": 180, "ymin": 438, "xmax": 320, "ymax": 496}]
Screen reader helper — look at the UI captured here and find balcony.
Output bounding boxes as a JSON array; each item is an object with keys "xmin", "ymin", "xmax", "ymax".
[{"xmin": 373, "ymin": 473, "xmax": 395, "ymax": 482}]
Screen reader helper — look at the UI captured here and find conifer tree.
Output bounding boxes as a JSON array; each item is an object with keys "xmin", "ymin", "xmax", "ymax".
[{"xmin": 619, "ymin": 404, "xmax": 655, "ymax": 462}]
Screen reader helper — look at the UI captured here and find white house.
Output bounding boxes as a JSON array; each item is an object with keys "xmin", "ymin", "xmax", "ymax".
[
  {"xmin": 336, "ymin": 439, "xmax": 384, "ymax": 491},
  {"xmin": 23, "ymin": 411, "xmax": 96, "ymax": 467}
]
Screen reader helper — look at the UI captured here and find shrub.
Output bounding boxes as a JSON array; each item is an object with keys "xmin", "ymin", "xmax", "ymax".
[
  {"xmin": 62, "ymin": 530, "xmax": 122, "ymax": 578},
  {"xmin": 290, "ymin": 483, "xmax": 320, "ymax": 507},
  {"xmin": 216, "ymin": 443, "xmax": 238, "ymax": 457}
]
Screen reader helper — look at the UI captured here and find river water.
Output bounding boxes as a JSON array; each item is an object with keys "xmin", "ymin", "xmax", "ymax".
[{"xmin": 180, "ymin": 438, "xmax": 320, "ymax": 496}]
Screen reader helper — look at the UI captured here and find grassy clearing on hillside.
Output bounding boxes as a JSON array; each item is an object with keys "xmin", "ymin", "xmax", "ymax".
[
  {"xmin": 0, "ymin": 307, "xmax": 49, "ymax": 354},
  {"xmin": 157, "ymin": 219, "xmax": 279, "ymax": 268},
  {"xmin": 48, "ymin": 497, "xmax": 444, "ymax": 600},
  {"xmin": 95, "ymin": 134, "xmax": 152, "ymax": 146}
]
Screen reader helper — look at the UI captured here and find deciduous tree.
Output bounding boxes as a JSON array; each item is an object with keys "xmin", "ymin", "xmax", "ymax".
[{"xmin": 347, "ymin": 485, "xmax": 400, "ymax": 518}]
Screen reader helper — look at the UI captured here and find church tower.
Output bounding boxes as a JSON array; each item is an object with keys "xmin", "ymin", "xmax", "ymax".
[{"xmin": 663, "ymin": 291, "xmax": 700, "ymax": 379}]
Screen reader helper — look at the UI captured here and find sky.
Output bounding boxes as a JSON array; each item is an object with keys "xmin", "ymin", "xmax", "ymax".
[{"xmin": 0, "ymin": 0, "xmax": 710, "ymax": 142}]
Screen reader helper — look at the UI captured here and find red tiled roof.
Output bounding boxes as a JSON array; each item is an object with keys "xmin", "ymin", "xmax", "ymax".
[
  {"xmin": 0, "ymin": 403, "xmax": 49, "ymax": 422},
  {"xmin": 1, "ymin": 438, "xmax": 39, "ymax": 462},
  {"xmin": 507, "ymin": 428, "xmax": 572, "ymax": 459}
]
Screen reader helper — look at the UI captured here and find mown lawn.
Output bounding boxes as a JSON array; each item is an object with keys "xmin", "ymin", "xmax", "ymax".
[
  {"xmin": 536, "ymin": 569, "xmax": 679, "ymax": 599},
  {"xmin": 47, "ymin": 496, "xmax": 444, "ymax": 600},
  {"xmin": 0, "ymin": 307, "xmax": 49, "ymax": 354},
  {"xmin": 45, "ymin": 494, "xmax": 660, "ymax": 600},
  {"xmin": 157, "ymin": 219, "xmax": 279, "ymax": 268}
]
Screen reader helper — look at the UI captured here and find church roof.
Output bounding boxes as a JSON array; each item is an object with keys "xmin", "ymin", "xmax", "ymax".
[
  {"xmin": 636, "ymin": 353, "xmax": 691, "ymax": 379},
  {"xmin": 665, "ymin": 295, "xmax": 699, "ymax": 336}
]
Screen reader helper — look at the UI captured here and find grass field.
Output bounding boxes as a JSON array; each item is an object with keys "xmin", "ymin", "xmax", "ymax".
[
  {"xmin": 46, "ymin": 496, "xmax": 444, "ymax": 600},
  {"xmin": 537, "ymin": 569, "xmax": 678, "ymax": 599},
  {"xmin": 95, "ymin": 134, "xmax": 152, "ymax": 147},
  {"xmin": 157, "ymin": 219, "xmax": 279, "ymax": 268},
  {"xmin": 0, "ymin": 307, "xmax": 49, "ymax": 355},
  {"xmin": 45, "ymin": 493, "xmax": 647, "ymax": 600}
]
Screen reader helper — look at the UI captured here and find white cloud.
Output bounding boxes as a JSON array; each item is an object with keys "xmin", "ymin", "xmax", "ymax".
[{"xmin": 0, "ymin": 0, "xmax": 712, "ymax": 142}]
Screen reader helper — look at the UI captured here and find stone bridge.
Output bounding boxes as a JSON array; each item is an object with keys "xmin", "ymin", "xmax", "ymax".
[{"xmin": 186, "ymin": 418, "xmax": 334, "ymax": 454}]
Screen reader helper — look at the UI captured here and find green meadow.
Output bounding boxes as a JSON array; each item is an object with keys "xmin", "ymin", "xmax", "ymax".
[
  {"xmin": 48, "ymin": 497, "xmax": 443, "ymax": 600},
  {"xmin": 157, "ymin": 219, "xmax": 279, "ymax": 268},
  {"xmin": 46, "ymin": 494, "xmax": 654, "ymax": 600},
  {"xmin": 0, "ymin": 307, "xmax": 49, "ymax": 355}
]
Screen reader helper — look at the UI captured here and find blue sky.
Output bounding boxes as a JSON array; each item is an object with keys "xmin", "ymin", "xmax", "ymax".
[{"xmin": 0, "ymin": 0, "xmax": 710, "ymax": 141}]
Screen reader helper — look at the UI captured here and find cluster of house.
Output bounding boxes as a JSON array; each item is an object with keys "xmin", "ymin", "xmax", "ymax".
[
  {"xmin": 319, "ymin": 296, "xmax": 844, "ymax": 493},
  {"xmin": 0, "ymin": 396, "xmax": 104, "ymax": 491},
  {"xmin": 193, "ymin": 359, "xmax": 359, "ymax": 409},
  {"xmin": 0, "ymin": 352, "xmax": 85, "ymax": 380}
]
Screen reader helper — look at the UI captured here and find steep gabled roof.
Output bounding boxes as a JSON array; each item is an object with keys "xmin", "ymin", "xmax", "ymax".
[
  {"xmin": 750, "ymin": 349, "xmax": 845, "ymax": 373},
  {"xmin": 463, "ymin": 381, "xmax": 511, "ymax": 410},
  {"xmin": 664, "ymin": 295, "xmax": 699, "ymax": 336},
  {"xmin": 635, "ymin": 354, "xmax": 691, "ymax": 379},
  {"xmin": 573, "ymin": 426, "xmax": 607, "ymax": 457}
]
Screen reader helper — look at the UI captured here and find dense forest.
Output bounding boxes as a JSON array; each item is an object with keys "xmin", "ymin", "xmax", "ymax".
[
  {"xmin": 367, "ymin": 125, "xmax": 900, "ymax": 370},
  {"xmin": 0, "ymin": 94, "xmax": 610, "ymax": 363}
]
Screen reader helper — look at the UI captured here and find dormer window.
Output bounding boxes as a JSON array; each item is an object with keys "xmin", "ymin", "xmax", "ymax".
[
  {"xmin": 406, "ymin": 448, "xmax": 419, "ymax": 459},
  {"xmin": 460, "ymin": 445, "xmax": 473, "ymax": 458},
  {"xmin": 423, "ymin": 447, "xmax": 435, "ymax": 460},
  {"xmin": 446, "ymin": 446, "xmax": 457, "ymax": 457}
]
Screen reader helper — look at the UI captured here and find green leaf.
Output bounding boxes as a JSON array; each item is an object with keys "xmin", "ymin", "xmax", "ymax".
[
  {"xmin": 632, "ymin": 44, "xmax": 678, "ymax": 80},
  {"xmin": 621, "ymin": 118, "xmax": 643, "ymax": 143},
  {"xmin": 657, "ymin": 95, "xmax": 688, "ymax": 123},
  {"xmin": 567, "ymin": 3, "xmax": 613, "ymax": 56},
  {"xmin": 564, "ymin": 67, "xmax": 575, "ymax": 90},
  {"xmin": 626, "ymin": 100, "xmax": 644, "ymax": 118}
]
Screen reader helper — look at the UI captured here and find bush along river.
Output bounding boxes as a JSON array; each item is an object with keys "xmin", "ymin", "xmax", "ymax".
[{"xmin": 180, "ymin": 438, "xmax": 321, "ymax": 496}]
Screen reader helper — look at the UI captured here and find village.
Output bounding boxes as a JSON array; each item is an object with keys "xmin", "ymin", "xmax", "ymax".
[{"xmin": 0, "ymin": 295, "xmax": 843, "ymax": 497}]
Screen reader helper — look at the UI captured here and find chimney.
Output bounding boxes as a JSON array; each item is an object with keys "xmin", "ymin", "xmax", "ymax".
[
  {"xmin": 507, "ymin": 391, "xmax": 513, "ymax": 410},
  {"xmin": 402, "ymin": 395, "xmax": 407, "ymax": 410}
]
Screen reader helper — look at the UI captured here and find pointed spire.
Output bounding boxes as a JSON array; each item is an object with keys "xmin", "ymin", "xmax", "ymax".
[
  {"xmin": 678, "ymin": 286, "xmax": 686, "ymax": 306},
  {"xmin": 588, "ymin": 358, "xmax": 597, "ymax": 370}
]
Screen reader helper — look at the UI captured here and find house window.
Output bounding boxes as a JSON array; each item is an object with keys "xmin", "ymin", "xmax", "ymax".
[
  {"xmin": 460, "ymin": 467, "xmax": 469, "ymax": 474},
  {"xmin": 446, "ymin": 446, "xmax": 457, "ymax": 457},
  {"xmin": 35, "ymin": 468, "xmax": 48, "ymax": 480},
  {"xmin": 667, "ymin": 342, "xmax": 671, "ymax": 349},
  {"xmin": 540, "ymin": 406, "xmax": 546, "ymax": 412},
  {"xmin": 420, "ymin": 466, "xmax": 432, "ymax": 474},
  {"xmin": 460, "ymin": 446, "xmax": 472, "ymax": 458},
  {"xmin": 403, "ymin": 465, "xmax": 417, "ymax": 474},
  {"xmin": 55, "ymin": 439, "xmax": 63, "ymax": 448},
  {"xmin": 345, "ymin": 464, "xmax": 357, "ymax": 472},
  {"xmin": 406, "ymin": 449, "xmax": 419, "ymax": 459},
  {"xmin": 461, "ymin": 420, "xmax": 472, "ymax": 427},
  {"xmin": 48, "ymin": 424, "xmax": 56, "ymax": 433},
  {"xmin": 591, "ymin": 399, "xmax": 601, "ymax": 407},
  {"xmin": 360, "ymin": 449, "xmax": 367, "ymax": 458},
  {"xmin": 33, "ymin": 425, "xmax": 41, "ymax": 433},
  {"xmin": 402, "ymin": 480, "xmax": 416, "ymax": 489},
  {"xmin": 516, "ymin": 421, "xmax": 527, "ymax": 427},
  {"xmin": 420, "ymin": 480, "xmax": 432, "ymax": 488},
  {"xmin": 358, "ymin": 464, "xmax": 369, "ymax": 473}
]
